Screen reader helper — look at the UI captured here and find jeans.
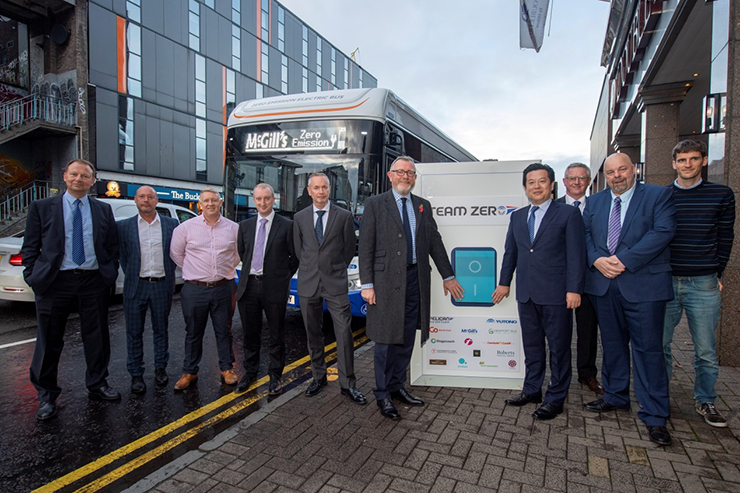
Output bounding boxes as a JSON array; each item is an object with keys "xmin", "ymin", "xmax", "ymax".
[{"xmin": 663, "ymin": 274, "xmax": 721, "ymax": 404}]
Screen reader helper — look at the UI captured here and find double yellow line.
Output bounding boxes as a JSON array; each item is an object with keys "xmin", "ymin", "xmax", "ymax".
[{"xmin": 35, "ymin": 329, "xmax": 368, "ymax": 493}]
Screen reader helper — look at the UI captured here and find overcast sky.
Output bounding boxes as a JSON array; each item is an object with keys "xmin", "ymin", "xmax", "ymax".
[{"xmin": 281, "ymin": 0, "xmax": 611, "ymax": 180}]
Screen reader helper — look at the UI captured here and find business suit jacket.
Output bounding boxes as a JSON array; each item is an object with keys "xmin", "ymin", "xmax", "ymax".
[
  {"xmin": 359, "ymin": 191, "xmax": 454, "ymax": 345},
  {"xmin": 22, "ymin": 195, "xmax": 119, "ymax": 295},
  {"xmin": 583, "ymin": 182, "xmax": 675, "ymax": 302},
  {"xmin": 237, "ymin": 213, "xmax": 298, "ymax": 302},
  {"xmin": 117, "ymin": 214, "xmax": 179, "ymax": 299},
  {"xmin": 499, "ymin": 201, "xmax": 586, "ymax": 305},
  {"xmin": 293, "ymin": 203, "xmax": 355, "ymax": 298}
]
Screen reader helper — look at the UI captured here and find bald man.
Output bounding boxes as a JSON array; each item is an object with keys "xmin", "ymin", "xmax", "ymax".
[{"xmin": 118, "ymin": 186, "xmax": 180, "ymax": 394}]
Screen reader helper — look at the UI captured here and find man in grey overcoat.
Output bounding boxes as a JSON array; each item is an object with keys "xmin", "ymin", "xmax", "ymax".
[{"xmin": 359, "ymin": 156, "xmax": 463, "ymax": 419}]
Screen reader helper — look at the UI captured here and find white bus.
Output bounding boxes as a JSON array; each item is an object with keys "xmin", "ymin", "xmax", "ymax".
[{"xmin": 224, "ymin": 87, "xmax": 476, "ymax": 316}]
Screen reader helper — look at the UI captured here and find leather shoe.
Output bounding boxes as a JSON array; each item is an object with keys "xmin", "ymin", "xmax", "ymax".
[
  {"xmin": 221, "ymin": 368, "xmax": 238, "ymax": 385},
  {"xmin": 154, "ymin": 368, "xmax": 169, "ymax": 386},
  {"xmin": 532, "ymin": 402, "xmax": 563, "ymax": 420},
  {"xmin": 578, "ymin": 376, "xmax": 605, "ymax": 394},
  {"xmin": 391, "ymin": 388, "xmax": 424, "ymax": 406},
  {"xmin": 505, "ymin": 392, "xmax": 542, "ymax": 406},
  {"xmin": 88, "ymin": 385, "xmax": 122, "ymax": 401},
  {"xmin": 36, "ymin": 401, "xmax": 57, "ymax": 421},
  {"xmin": 584, "ymin": 398, "xmax": 628, "ymax": 413},
  {"xmin": 647, "ymin": 425, "xmax": 672, "ymax": 446},
  {"xmin": 377, "ymin": 398, "xmax": 401, "ymax": 420},
  {"xmin": 305, "ymin": 377, "xmax": 328, "ymax": 396},
  {"xmin": 341, "ymin": 387, "xmax": 367, "ymax": 405},
  {"xmin": 268, "ymin": 376, "xmax": 282, "ymax": 396},
  {"xmin": 174, "ymin": 373, "xmax": 198, "ymax": 391},
  {"xmin": 131, "ymin": 376, "xmax": 146, "ymax": 394},
  {"xmin": 235, "ymin": 374, "xmax": 257, "ymax": 393}
]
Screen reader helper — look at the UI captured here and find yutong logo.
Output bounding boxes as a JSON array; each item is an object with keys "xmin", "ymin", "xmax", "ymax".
[{"xmin": 433, "ymin": 205, "xmax": 516, "ymax": 217}]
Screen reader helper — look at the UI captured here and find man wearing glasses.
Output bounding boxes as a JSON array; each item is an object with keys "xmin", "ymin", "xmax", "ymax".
[
  {"xmin": 557, "ymin": 163, "xmax": 603, "ymax": 395},
  {"xmin": 359, "ymin": 156, "xmax": 464, "ymax": 419}
]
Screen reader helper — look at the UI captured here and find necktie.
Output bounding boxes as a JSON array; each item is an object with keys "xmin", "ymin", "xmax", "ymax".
[
  {"xmin": 401, "ymin": 197, "xmax": 413, "ymax": 264},
  {"xmin": 528, "ymin": 205, "xmax": 539, "ymax": 244},
  {"xmin": 72, "ymin": 199, "xmax": 85, "ymax": 266},
  {"xmin": 251, "ymin": 218, "xmax": 268, "ymax": 272},
  {"xmin": 607, "ymin": 197, "xmax": 622, "ymax": 255},
  {"xmin": 573, "ymin": 200, "xmax": 583, "ymax": 216},
  {"xmin": 315, "ymin": 210, "xmax": 325, "ymax": 246}
]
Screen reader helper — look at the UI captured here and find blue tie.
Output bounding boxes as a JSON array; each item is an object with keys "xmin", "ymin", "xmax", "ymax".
[
  {"xmin": 72, "ymin": 199, "xmax": 85, "ymax": 266},
  {"xmin": 528, "ymin": 205, "xmax": 539, "ymax": 244},
  {"xmin": 315, "ymin": 210, "xmax": 325, "ymax": 246},
  {"xmin": 402, "ymin": 197, "xmax": 413, "ymax": 264},
  {"xmin": 607, "ymin": 197, "xmax": 621, "ymax": 255}
]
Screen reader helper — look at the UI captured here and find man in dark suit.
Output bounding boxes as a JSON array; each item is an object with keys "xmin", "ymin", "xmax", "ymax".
[
  {"xmin": 583, "ymin": 152, "xmax": 676, "ymax": 446},
  {"xmin": 359, "ymin": 156, "xmax": 463, "ymax": 420},
  {"xmin": 557, "ymin": 162, "xmax": 603, "ymax": 395},
  {"xmin": 118, "ymin": 185, "xmax": 179, "ymax": 394},
  {"xmin": 293, "ymin": 173, "xmax": 366, "ymax": 404},
  {"xmin": 493, "ymin": 163, "xmax": 586, "ymax": 420},
  {"xmin": 235, "ymin": 183, "xmax": 298, "ymax": 395},
  {"xmin": 22, "ymin": 159, "xmax": 120, "ymax": 421}
]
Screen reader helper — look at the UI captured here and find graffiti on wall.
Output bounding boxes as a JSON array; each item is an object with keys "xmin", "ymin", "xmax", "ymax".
[{"xmin": 0, "ymin": 154, "xmax": 33, "ymax": 190}]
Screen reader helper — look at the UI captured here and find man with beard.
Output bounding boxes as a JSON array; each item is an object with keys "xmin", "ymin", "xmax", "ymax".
[{"xmin": 359, "ymin": 156, "xmax": 463, "ymax": 419}]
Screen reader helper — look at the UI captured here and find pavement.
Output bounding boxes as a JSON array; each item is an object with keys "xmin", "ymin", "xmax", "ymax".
[{"xmin": 128, "ymin": 317, "xmax": 740, "ymax": 493}]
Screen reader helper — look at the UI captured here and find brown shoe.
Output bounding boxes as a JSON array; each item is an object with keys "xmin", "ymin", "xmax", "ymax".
[
  {"xmin": 221, "ymin": 368, "xmax": 238, "ymax": 385},
  {"xmin": 578, "ymin": 376, "xmax": 604, "ymax": 394},
  {"xmin": 174, "ymin": 373, "xmax": 198, "ymax": 391}
]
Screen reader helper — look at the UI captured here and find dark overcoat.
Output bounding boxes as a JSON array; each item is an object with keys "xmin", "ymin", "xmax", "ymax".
[{"xmin": 358, "ymin": 191, "xmax": 454, "ymax": 345}]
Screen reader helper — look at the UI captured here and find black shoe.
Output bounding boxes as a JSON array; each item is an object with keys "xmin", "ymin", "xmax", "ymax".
[
  {"xmin": 235, "ymin": 374, "xmax": 257, "ymax": 393},
  {"xmin": 305, "ymin": 377, "xmax": 328, "ymax": 397},
  {"xmin": 131, "ymin": 376, "xmax": 146, "ymax": 394},
  {"xmin": 154, "ymin": 368, "xmax": 169, "ymax": 386},
  {"xmin": 584, "ymin": 398, "xmax": 627, "ymax": 413},
  {"xmin": 532, "ymin": 402, "xmax": 563, "ymax": 420},
  {"xmin": 268, "ymin": 376, "xmax": 282, "ymax": 396},
  {"xmin": 505, "ymin": 392, "xmax": 542, "ymax": 406},
  {"xmin": 36, "ymin": 401, "xmax": 57, "ymax": 421},
  {"xmin": 578, "ymin": 376, "xmax": 605, "ymax": 394},
  {"xmin": 377, "ymin": 398, "xmax": 401, "ymax": 420},
  {"xmin": 341, "ymin": 387, "xmax": 367, "ymax": 405},
  {"xmin": 390, "ymin": 388, "xmax": 424, "ymax": 406},
  {"xmin": 647, "ymin": 425, "xmax": 672, "ymax": 446},
  {"xmin": 88, "ymin": 385, "xmax": 122, "ymax": 401}
]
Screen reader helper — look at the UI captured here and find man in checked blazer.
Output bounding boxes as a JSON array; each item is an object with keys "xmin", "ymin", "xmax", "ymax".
[
  {"xmin": 118, "ymin": 185, "xmax": 179, "ymax": 394},
  {"xmin": 293, "ymin": 172, "xmax": 366, "ymax": 404},
  {"xmin": 235, "ymin": 183, "xmax": 298, "ymax": 395},
  {"xmin": 359, "ymin": 156, "xmax": 463, "ymax": 420}
]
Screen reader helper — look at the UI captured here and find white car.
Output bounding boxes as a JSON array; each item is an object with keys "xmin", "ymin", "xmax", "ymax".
[{"xmin": 0, "ymin": 198, "xmax": 197, "ymax": 302}]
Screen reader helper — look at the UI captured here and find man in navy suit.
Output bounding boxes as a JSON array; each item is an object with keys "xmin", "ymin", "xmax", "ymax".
[
  {"xmin": 493, "ymin": 163, "xmax": 586, "ymax": 420},
  {"xmin": 583, "ymin": 152, "xmax": 676, "ymax": 446},
  {"xmin": 118, "ymin": 186, "xmax": 179, "ymax": 394},
  {"xmin": 22, "ymin": 159, "xmax": 120, "ymax": 421},
  {"xmin": 235, "ymin": 183, "xmax": 298, "ymax": 395}
]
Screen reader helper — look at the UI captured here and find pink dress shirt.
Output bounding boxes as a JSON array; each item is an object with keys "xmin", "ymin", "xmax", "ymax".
[{"xmin": 170, "ymin": 214, "xmax": 240, "ymax": 282}]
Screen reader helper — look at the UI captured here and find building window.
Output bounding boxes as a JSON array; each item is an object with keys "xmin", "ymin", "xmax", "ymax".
[
  {"xmin": 330, "ymin": 47, "xmax": 336, "ymax": 86},
  {"xmin": 232, "ymin": 25, "xmax": 241, "ymax": 71},
  {"xmin": 281, "ymin": 54, "xmax": 288, "ymax": 93},
  {"xmin": 256, "ymin": 83, "xmax": 263, "ymax": 99},
  {"xmin": 261, "ymin": 0, "xmax": 269, "ymax": 41},
  {"xmin": 205, "ymin": 0, "xmax": 214, "ymax": 8},
  {"xmin": 302, "ymin": 67, "xmax": 308, "ymax": 93},
  {"xmin": 277, "ymin": 6, "xmax": 285, "ymax": 52},
  {"xmin": 301, "ymin": 25, "xmax": 308, "ymax": 66},
  {"xmin": 126, "ymin": 0, "xmax": 141, "ymax": 23},
  {"xmin": 316, "ymin": 37, "xmax": 322, "ymax": 91},
  {"xmin": 344, "ymin": 58, "xmax": 349, "ymax": 89},
  {"xmin": 195, "ymin": 54, "xmax": 206, "ymax": 118},
  {"xmin": 196, "ymin": 118, "xmax": 207, "ymax": 180},
  {"xmin": 188, "ymin": 0, "xmax": 200, "ymax": 52},
  {"xmin": 226, "ymin": 68, "xmax": 236, "ymax": 119},
  {"xmin": 127, "ymin": 22, "xmax": 142, "ymax": 97},
  {"xmin": 261, "ymin": 43, "xmax": 269, "ymax": 86},
  {"xmin": 119, "ymin": 96, "xmax": 134, "ymax": 171},
  {"xmin": 359, "ymin": 68, "xmax": 363, "ymax": 89},
  {"xmin": 232, "ymin": 0, "xmax": 240, "ymax": 24}
]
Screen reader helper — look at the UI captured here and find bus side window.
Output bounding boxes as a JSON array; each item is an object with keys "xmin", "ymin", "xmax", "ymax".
[{"xmin": 156, "ymin": 207, "xmax": 172, "ymax": 217}]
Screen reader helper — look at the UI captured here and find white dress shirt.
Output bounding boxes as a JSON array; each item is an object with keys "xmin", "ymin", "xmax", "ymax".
[{"xmin": 138, "ymin": 214, "xmax": 166, "ymax": 278}]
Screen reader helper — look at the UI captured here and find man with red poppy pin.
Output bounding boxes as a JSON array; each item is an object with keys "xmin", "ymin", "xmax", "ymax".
[{"xmin": 359, "ymin": 156, "xmax": 463, "ymax": 420}]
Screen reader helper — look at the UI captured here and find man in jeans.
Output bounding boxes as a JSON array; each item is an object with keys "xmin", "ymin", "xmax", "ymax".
[{"xmin": 663, "ymin": 139, "xmax": 735, "ymax": 428}]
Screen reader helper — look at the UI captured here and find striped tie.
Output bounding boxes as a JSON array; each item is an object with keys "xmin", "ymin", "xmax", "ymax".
[
  {"xmin": 607, "ymin": 197, "xmax": 621, "ymax": 255},
  {"xmin": 72, "ymin": 199, "xmax": 85, "ymax": 266},
  {"xmin": 528, "ymin": 205, "xmax": 539, "ymax": 244}
]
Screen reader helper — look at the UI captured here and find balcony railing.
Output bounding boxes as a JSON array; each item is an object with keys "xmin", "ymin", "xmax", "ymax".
[{"xmin": 0, "ymin": 94, "xmax": 77, "ymax": 131}]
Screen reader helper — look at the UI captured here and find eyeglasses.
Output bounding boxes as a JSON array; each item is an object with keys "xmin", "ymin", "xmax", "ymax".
[
  {"xmin": 390, "ymin": 170, "xmax": 417, "ymax": 177},
  {"xmin": 565, "ymin": 176, "xmax": 589, "ymax": 183}
]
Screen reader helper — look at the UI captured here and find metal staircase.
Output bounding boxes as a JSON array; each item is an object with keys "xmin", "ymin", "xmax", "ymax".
[{"xmin": 0, "ymin": 181, "xmax": 51, "ymax": 237}]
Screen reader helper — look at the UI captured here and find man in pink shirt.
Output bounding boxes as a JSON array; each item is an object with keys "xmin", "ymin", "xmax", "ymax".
[{"xmin": 170, "ymin": 188, "xmax": 240, "ymax": 390}]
